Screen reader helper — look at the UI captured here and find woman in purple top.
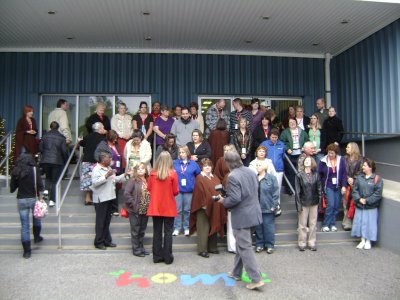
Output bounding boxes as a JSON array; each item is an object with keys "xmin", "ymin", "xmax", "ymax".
[
  {"xmin": 153, "ymin": 105, "xmax": 175, "ymax": 147},
  {"xmin": 318, "ymin": 143, "xmax": 347, "ymax": 232}
]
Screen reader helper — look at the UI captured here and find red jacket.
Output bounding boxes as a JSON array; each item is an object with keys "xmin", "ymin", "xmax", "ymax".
[{"xmin": 147, "ymin": 170, "xmax": 179, "ymax": 217}]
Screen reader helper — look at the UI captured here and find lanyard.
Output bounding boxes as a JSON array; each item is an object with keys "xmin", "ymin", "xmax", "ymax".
[
  {"xmin": 217, "ymin": 109, "xmax": 222, "ymax": 119},
  {"xmin": 242, "ymin": 132, "xmax": 246, "ymax": 146},
  {"xmin": 328, "ymin": 157, "xmax": 337, "ymax": 174},
  {"xmin": 180, "ymin": 161, "xmax": 188, "ymax": 174},
  {"xmin": 263, "ymin": 127, "xmax": 269, "ymax": 138},
  {"xmin": 236, "ymin": 111, "xmax": 242, "ymax": 120},
  {"xmin": 140, "ymin": 114, "xmax": 147, "ymax": 124}
]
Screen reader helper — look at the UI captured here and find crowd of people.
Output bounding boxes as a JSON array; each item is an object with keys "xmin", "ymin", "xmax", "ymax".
[{"xmin": 10, "ymin": 97, "xmax": 384, "ymax": 291}]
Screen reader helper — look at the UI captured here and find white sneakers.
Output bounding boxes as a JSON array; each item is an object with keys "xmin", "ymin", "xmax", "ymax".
[
  {"xmin": 173, "ymin": 229, "xmax": 190, "ymax": 236},
  {"xmin": 356, "ymin": 238, "xmax": 366, "ymax": 249},
  {"xmin": 356, "ymin": 238, "xmax": 371, "ymax": 250},
  {"xmin": 363, "ymin": 240, "xmax": 371, "ymax": 250},
  {"xmin": 321, "ymin": 226, "xmax": 330, "ymax": 232},
  {"xmin": 331, "ymin": 226, "xmax": 338, "ymax": 232},
  {"xmin": 48, "ymin": 200, "xmax": 55, "ymax": 207}
]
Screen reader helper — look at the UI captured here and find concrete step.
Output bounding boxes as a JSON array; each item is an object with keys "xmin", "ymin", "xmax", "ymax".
[{"xmin": 0, "ymin": 180, "xmax": 356, "ymax": 252}]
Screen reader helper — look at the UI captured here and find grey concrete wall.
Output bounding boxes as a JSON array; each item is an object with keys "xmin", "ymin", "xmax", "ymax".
[
  {"xmin": 377, "ymin": 180, "xmax": 400, "ymax": 254},
  {"xmin": 341, "ymin": 136, "xmax": 400, "ymax": 182}
]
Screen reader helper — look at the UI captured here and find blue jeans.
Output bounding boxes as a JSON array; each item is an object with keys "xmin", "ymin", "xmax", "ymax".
[
  {"xmin": 323, "ymin": 187, "xmax": 342, "ymax": 227},
  {"xmin": 174, "ymin": 192, "xmax": 192, "ymax": 231},
  {"xmin": 17, "ymin": 198, "xmax": 41, "ymax": 242},
  {"xmin": 255, "ymin": 213, "xmax": 275, "ymax": 249}
]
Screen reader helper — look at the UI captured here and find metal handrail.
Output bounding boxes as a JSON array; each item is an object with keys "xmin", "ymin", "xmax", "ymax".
[
  {"xmin": 342, "ymin": 131, "xmax": 400, "ymax": 168},
  {"xmin": 283, "ymin": 153, "xmax": 300, "ymax": 212},
  {"xmin": 0, "ymin": 131, "xmax": 13, "ymax": 188},
  {"xmin": 55, "ymin": 143, "xmax": 83, "ymax": 249}
]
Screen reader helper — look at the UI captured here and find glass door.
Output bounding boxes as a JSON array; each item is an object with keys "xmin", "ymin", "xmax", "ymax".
[{"xmin": 40, "ymin": 95, "xmax": 77, "ymax": 139}]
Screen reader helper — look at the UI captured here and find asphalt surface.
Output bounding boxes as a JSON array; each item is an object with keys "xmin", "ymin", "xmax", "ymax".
[{"xmin": 1, "ymin": 243, "xmax": 399, "ymax": 300}]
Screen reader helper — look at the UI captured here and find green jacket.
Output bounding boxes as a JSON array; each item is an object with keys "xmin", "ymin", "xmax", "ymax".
[{"xmin": 279, "ymin": 128, "xmax": 309, "ymax": 153}]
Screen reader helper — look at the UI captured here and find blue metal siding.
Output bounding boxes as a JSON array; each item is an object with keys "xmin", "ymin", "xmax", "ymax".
[
  {"xmin": 0, "ymin": 52, "xmax": 324, "ymax": 131},
  {"xmin": 332, "ymin": 19, "xmax": 400, "ymax": 134}
]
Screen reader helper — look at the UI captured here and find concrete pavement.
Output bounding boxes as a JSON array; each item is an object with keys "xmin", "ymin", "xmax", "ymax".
[{"xmin": 1, "ymin": 244, "xmax": 399, "ymax": 300}]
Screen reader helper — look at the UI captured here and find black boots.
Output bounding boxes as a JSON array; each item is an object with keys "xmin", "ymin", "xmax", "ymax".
[
  {"xmin": 22, "ymin": 241, "xmax": 31, "ymax": 259},
  {"xmin": 33, "ymin": 226, "xmax": 43, "ymax": 243}
]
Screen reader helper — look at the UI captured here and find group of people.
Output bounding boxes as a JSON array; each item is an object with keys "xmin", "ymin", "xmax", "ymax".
[{"xmin": 10, "ymin": 97, "xmax": 384, "ymax": 291}]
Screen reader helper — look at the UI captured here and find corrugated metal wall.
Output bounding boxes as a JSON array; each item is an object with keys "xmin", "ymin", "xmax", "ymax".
[
  {"xmin": 0, "ymin": 52, "xmax": 325, "ymax": 131},
  {"xmin": 331, "ymin": 19, "xmax": 400, "ymax": 135}
]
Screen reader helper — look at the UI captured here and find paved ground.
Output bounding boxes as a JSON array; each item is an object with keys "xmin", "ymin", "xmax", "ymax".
[{"xmin": 1, "ymin": 243, "xmax": 399, "ymax": 300}]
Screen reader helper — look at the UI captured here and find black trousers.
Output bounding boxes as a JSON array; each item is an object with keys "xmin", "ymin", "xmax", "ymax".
[
  {"xmin": 129, "ymin": 213, "xmax": 149, "ymax": 255},
  {"xmin": 152, "ymin": 216, "xmax": 174, "ymax": 263},
  {"xmin": 94, "ymin": 200, "xmax": 113, "ymax": 247},
  {"xmin": 41, "ymin": 163, "xmax": 63, "ymax": 201}
]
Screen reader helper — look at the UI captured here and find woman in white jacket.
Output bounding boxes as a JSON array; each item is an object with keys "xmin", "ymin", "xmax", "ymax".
[
  {"xmin": 91, "ymin": 152, "xmax": 131, "ymax": 249},
  {"xmin": 124, "ymin": 129, "xmax": 152, "ymax": 172}
]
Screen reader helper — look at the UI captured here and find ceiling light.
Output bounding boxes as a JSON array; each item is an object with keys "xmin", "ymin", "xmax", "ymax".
[
  {"xmin": 341, "ymin": 19, "xmax": 350, "ymax": 24},
  {"xmin": 66, "ymin": 37, "xmax": 75, "ymax": 40},
  {"xmin": 47, "ymin": 10, "xmax": 57, "ymax": 15},
  {"xmin": 312, "ymin": 43, "xmax": 319, "ymax": 46},
  {"xmin": 261, "ymin": 16, "xmax": 270, "ymax": 20},
  {"xmin": 245, "ymin": 40, "xmax": 252, "ymax": 44},
  {"xmin": 141, "ymin": 11, "xmax": 150, "ymax": 16},
  {"xmin": 144, "ymin": 36, "xmax": 152, "ymax": 41}
]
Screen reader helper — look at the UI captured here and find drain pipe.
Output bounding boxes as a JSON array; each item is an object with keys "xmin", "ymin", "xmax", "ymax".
[{"xmin": 325, "ymin": 53, "xmax": 332, "ymax": 107}]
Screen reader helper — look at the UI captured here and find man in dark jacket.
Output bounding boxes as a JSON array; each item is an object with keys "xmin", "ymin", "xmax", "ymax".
[
  {"xmin": 218, "ymin": 151, "xmax": 264, "ymax": 290},
  {"xmin": 39, "ymin": 121, "xmax": 68, "ymax": 206}
]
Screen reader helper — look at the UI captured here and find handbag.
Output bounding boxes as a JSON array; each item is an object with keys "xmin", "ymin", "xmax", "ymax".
[
  {"xmin": 33, "ymin": 167, "xmax": 48, "ymax": 219},
  {"xmin": 120, "ymin": 207, "xmax": 129, "ymax": 218},
  {"xmin": 345, "ymin": 185, "xmax": 355, "ymax": 219}
]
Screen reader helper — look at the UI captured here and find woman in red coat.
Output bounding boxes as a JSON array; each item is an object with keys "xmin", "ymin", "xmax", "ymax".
[
  {"xmin": 147, "ymin": 151, "xmax": 179, "ymax": 264},
  {"xmin": 15, "ymin": 105, "xmax": 38, "ymax": 160}
]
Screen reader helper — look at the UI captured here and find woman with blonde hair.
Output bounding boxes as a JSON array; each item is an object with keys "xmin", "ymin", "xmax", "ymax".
[
  {"xmin": 342, "ymin": 142, "xmax": 363, "ymax": 230},
  {"xmin": 86, "ymin": 102, "xmax": 111, "ymax": 134},
  {"xmin": 307, "ymin": 113, "xmax": 325, "ymax": 165},
  {"xmin": 124, "ymin": 163, "xmax": 150, "ymax": 257},
  {"xmin": 147, "ymin": 151, "xmax": 179, "ymax": 264},
  {"xmin": 173, "ymin": 146, "xmax": 201, "ymax": 236}
]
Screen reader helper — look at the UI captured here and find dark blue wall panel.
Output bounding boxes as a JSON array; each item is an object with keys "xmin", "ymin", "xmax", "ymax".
[
  {"xmin": 0, "ymin": 52, "xmax": 325, "ymax": 131},
  {"xmin": 331, "ymin": 19, "xmax": 400, "ymax": 135}
]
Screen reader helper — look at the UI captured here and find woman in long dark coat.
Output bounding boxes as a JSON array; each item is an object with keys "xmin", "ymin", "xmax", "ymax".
[
  {"xmin": 15, "ymin": 105, "xmax": 38, "ymax": 160},
  {"xmin": 208, "ymin": 119, "xmax": 230, "ymax": 167}
]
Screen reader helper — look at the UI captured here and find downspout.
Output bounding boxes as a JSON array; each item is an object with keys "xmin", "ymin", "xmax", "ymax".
[{"xmin": 325, "ymin": 53, "xmax": 332, "ymax": 107}]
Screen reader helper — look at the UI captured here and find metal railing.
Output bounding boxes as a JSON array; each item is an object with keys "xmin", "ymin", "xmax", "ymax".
[
  {"xmin": 342, "ymin": 132, "xmax": 400, "ymax": 169},
  {"xmin": 283, "ymin": 153, "xmax": 300, "ymax": 212},
  {"xmin": 0, "ymin": 131, "xmax": 13, "ymax": 188},
  {"xmin": 55, "ymin": 143, "xmax": 83, "ymax": 249}
]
